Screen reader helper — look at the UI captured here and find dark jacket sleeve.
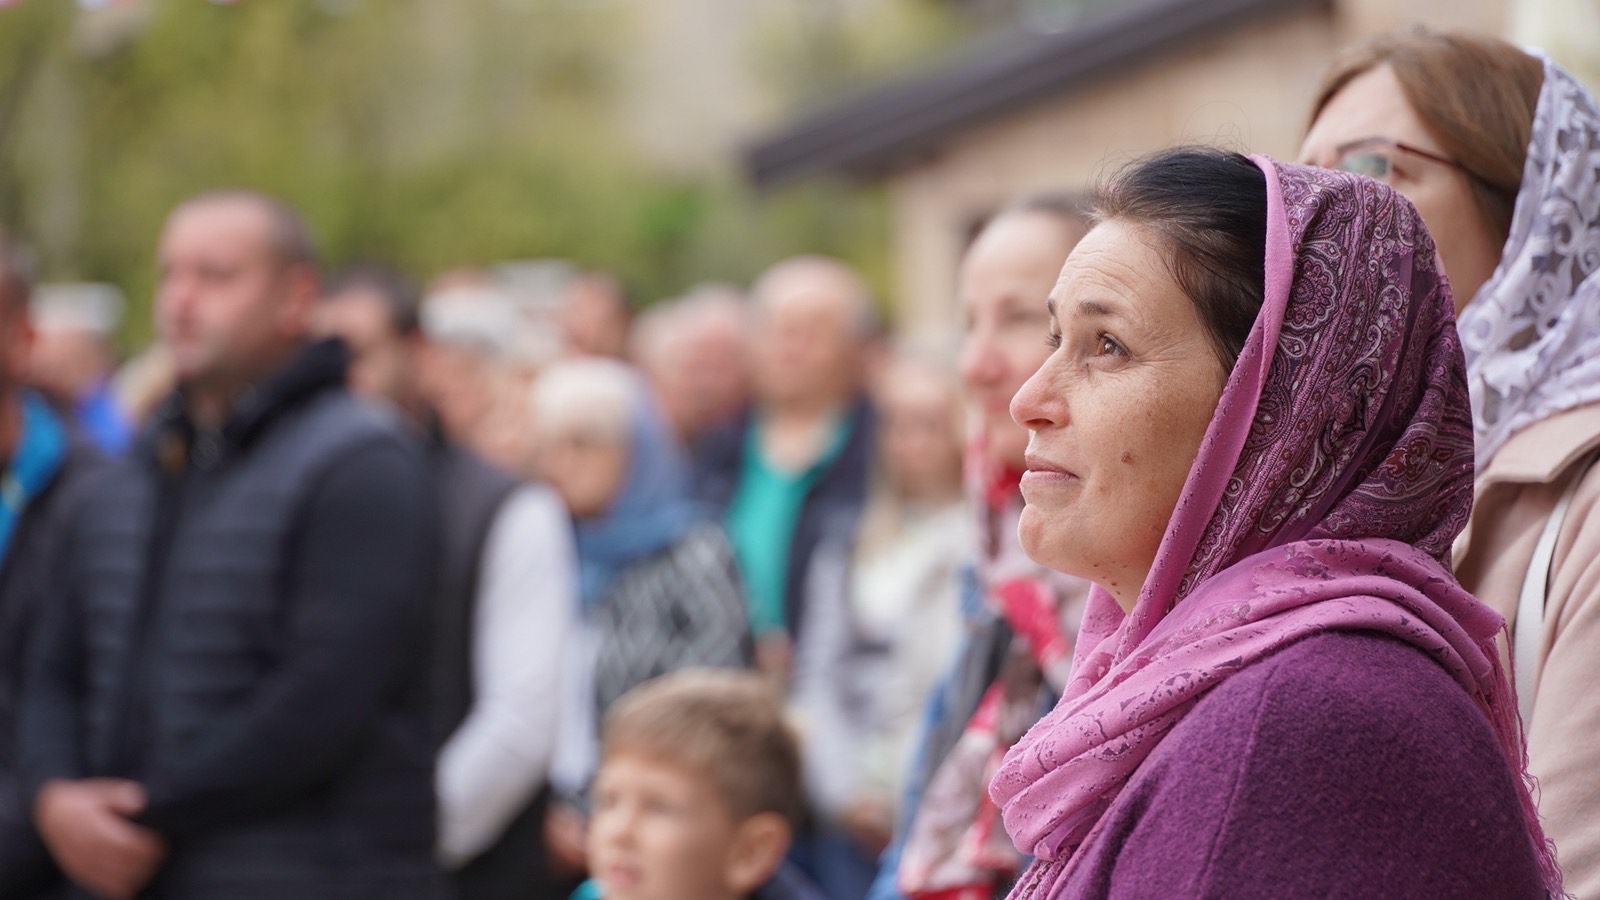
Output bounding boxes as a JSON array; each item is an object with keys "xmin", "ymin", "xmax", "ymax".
[
  {"xmin": 14, "ymin": 553, "xmax": 89, "ymax": 803},
  {"xmin": 138, "ymin": 437, "xmax": 436, "ymax": 835}
]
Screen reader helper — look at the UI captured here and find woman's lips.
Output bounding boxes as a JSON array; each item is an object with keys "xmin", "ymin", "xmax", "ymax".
[{"xmin": 1021, "ymin": 452, "xmax": 1078, "ymax": 486}]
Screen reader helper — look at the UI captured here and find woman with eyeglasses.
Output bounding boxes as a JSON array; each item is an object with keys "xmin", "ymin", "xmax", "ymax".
[{"xmin": 1302, "ymin": 28, "xmax": 1600, "ymax": 895}]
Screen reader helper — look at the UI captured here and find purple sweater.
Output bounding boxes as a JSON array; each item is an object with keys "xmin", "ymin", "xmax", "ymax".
[{"xmin": 1059, "ymin": 632, "xmax": 1547, "ymax": 899}]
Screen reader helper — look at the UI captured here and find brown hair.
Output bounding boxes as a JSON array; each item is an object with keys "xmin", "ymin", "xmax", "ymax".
[
  {"xmin": 1308, "ymin": 28, "xmax": 1543, "ymax": 248},
  {"xmin": 601, "ymin": 669, "xmax": 803, "ymax": 827}
]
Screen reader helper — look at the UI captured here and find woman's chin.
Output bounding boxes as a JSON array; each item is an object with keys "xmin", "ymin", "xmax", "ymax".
[{"xmin": 1017, "ymin": 504, "xmax": 1073, "ymax": 573}]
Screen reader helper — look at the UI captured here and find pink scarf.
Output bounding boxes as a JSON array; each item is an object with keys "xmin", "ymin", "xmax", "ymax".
[{"xmin": 989, "ymin": 158, "xmax": 1562, "ymax": 897}]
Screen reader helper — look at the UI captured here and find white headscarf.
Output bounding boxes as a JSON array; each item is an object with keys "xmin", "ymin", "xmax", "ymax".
[{"xmin": 1458, "ymin": 58, "xmax": 1600, "ymax": 471}]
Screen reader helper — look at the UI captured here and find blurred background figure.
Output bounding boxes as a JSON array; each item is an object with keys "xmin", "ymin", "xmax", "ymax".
[
  {"xmin": 1303, "ymin": 28, "xmax": 1600, "ymax": 895},
  {"xmin": 111, "ymin": 343, "xmax": 177, "ymax": 432},
  {"xmin": 0, "ymin": 229, "xmax": 103, "ymax": 900},
  {"xmin": 26, "ymin": 283, "xmax": 133, "ymax": 456},
  {"xmin": 533, "ymin": 358, "xmax": 751, "ymax": 887},
  {"xmin": 791, "ymin": 348, "xmax": 971, "ymax": 900},
  {"xmin": 632, "ymin": 283, "xmax": 752, "ymax": 456},
  {"xmin": 871, "ymin": 198, "xmax": 1093, "ymax": 900},
  {"xmin": 696, "ymin": 256, "xmax": 878, "ymax": 684},
  {"xmin": 419, "ymin": 281, "xmax": 538, "ymax": 473},
  {"xmin": 316, "ymin": 265, "xmax": 576, "ymax": 898},
  {"xmin": 19, "ymin": 192, "xmax": 440, "ymax": 899},
  {"xmin": 560, "ymin": 270, "xmax": 633, "ymax": 360},
  {"xmin": 578, "ymin": 669, "xmax": 826, "ymax": 900}
]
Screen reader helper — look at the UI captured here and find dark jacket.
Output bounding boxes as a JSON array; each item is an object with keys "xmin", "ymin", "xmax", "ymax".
[
  {"xmin": 755, "ymin": 862, "xmax": 830, "ymax": 900},
  {"xmin": 428, "ymin": 434, "xmax": 519, "ymax": 751},
  {"xmin": 693, "ymin": 397, "xmax": 875, "ymax": 642},
  {"xmin": 0, "ymin": 421, "xmax": 102, "ymax": 900},
  {"xmin": 424, "ymin": 433, "xmax": 562, "ymax": 900},
  {"xmin": 18, "ymin": 339, "xmax": 442, "ymax": 899}
]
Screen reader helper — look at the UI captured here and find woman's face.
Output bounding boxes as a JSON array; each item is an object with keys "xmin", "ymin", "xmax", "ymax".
[
  {"xmin": 1011, "ymin": 221, "xmax": 1227, "ymax": 612},
  {"xmin": 537, "ymin": 424, "xmax": 631, "ymax": 519},
  {"xmin": 876, "ymin": 367, "xmax": 964, "ymax": 501},
  {"xmin": 1300, "ymin": 63, "xmax": 1504, "ymax": 312},
  {"xmin": 959, "ymin": 211, "xmax": 1085, "ymax": 470}
]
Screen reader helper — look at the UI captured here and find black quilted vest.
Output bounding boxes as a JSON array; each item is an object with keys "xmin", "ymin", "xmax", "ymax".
[{"xmin": 69, "ymin": 341, "xmax": 440, "ymax": 898}]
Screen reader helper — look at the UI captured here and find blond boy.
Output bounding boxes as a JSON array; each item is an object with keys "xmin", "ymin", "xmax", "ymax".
[{"xmin": 582, "ymin": 670, "xmax": 822, "ymax": 900}]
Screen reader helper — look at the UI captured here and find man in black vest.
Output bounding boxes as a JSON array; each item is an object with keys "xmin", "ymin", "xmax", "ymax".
[
  {"xmin": 0, "ymin": 230, "xmax": 103, "ymax": 900},
  {"xmin": 317, "ymin": 265, "xmax": 574, "ymax": 898},
  {"xmin": 18, "ymin": 193, "xmax": 441, "ymax": 899}
]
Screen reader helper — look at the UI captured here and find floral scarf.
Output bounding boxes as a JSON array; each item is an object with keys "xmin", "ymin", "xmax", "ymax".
[{"xmin": 1459, "ymin": 58, "xmax": 1600, "ymax": 470}]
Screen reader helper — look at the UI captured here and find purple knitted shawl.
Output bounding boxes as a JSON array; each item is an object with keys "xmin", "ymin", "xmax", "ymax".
[{"xmin": 989, "ymin": 158, "xmax": 1562, "ymax": 897}]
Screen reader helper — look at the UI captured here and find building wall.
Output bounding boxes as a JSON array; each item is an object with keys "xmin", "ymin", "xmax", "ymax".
[{"xmin": 886, "ymin": 0, "xmax": 1509, "ymax": 347}]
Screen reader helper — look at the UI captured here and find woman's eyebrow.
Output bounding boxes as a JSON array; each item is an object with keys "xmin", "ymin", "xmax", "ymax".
[
  {"xmin": 1076, "ymin": 298, "xmax": 1125, "ymax": 321},
  {"xmin": 1047, "ymin": 296, "xmax": 1127, "ymax": 323}
]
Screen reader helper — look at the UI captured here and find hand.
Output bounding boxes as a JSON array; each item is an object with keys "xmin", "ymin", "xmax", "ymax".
[
  {"xmin": 841, "ymin": 797, "xmax": 893, "ymax": 858},
  {"xmin": 35, "ymin": 779, "xmax": 167, "ymax": 900},
  {"xmin": 543, "ymin": 802, "xmax": 589, "ymax": 878},
  {"xmin": 755, "ymin": 633, "xmax": 793, "ymax": 686}
]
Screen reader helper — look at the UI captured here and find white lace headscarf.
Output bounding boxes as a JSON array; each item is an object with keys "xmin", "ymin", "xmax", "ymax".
[{"xmin": 1458, "ymin": 58, "xmax": 1600, "ymax": 472}]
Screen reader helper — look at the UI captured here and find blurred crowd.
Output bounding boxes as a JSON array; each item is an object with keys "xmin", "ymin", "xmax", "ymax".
[
  {"xmin": 0, "ymin": 181, "xmax": 992, "ymax": 900},
  {"xmin": 0, "ymin": 19, "xmax": 1598, "ymax": 900}
]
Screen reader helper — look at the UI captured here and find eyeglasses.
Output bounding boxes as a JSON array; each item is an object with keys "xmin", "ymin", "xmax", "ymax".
[{"xmin": 1332, "ymin": 137, "xmax": 1468, "ymax": 181}]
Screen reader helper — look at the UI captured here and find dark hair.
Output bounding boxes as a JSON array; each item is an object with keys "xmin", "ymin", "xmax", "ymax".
[
  {"xmin": 1309, "ymin": 28, "xmax": 1541, "ymax": 249},
  {"xmin": 0, "ymin": 228, "xmax": 34, "ymax": 320},
  {"xmin": 327, "ymin": 263, "xmax": 422, "ymax": 335},
  {"xmin": 1091, "ymin": 148, "xmax": 1266, "ymax": 372}
]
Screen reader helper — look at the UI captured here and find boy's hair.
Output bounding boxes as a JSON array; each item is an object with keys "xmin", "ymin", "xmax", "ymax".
[{"xmin": 602, "ymin": 669, "xmax": 803, "ymax": 827}]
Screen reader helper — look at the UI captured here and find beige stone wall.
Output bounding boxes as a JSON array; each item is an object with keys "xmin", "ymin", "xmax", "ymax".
[{"xmin": 886, "ymin": 0, "xmax": 1511, "ymax": 346}]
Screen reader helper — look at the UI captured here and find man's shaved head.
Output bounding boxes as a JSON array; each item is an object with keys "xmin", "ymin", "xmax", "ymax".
[{"xmin": 170, "ymin": 190, "xmax": 319, "ymax": 274}]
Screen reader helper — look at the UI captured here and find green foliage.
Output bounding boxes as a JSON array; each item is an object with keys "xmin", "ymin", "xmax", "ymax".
[{"xmin": 0, "ymin": 0, "xmax": 929, "ymax": 349}]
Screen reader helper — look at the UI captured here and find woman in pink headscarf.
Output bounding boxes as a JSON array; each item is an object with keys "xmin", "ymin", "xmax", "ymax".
[{"xmin": 989, "ymin": 148, "xmax": 1561, "ymax": 898}]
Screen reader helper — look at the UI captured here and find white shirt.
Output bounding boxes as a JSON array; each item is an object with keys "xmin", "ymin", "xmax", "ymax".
[{"xmin": 435, "ymin": 485, "xmax": 575, "ymax": 867}]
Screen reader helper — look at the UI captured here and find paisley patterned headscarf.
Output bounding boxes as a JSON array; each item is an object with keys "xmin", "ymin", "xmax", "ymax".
[
  {"xmin": 988, "ymin": 157, "xmax": 1562, "ymax": 897},
  {"xmin": 1459, "ymin": 58, "xmax": 1600, "ymax": 470}
]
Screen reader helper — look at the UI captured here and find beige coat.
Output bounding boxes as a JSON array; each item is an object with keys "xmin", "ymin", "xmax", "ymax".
[{"xmin": 1455, "ymin": 401, "xmax": 1600, "ymax": 898}]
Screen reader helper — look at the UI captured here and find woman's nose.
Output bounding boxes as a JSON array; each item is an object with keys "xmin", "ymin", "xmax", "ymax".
[
  {"xmin": 960, "ymin": 336, "xmax": 1001, "ymax": 389},
  {"xmin": 1010, "ymin": 362, "xmax": 1060, "ymax": 430}
]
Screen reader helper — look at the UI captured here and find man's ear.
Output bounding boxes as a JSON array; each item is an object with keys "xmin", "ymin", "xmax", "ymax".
[
  {"xmin": 723, "ymin": 812, "xmax": 790, "ymax": 896},
  {"xmin": 2, "ymin": 314, "xmax": 35, "ymax": 386},
  {"xmin": 279, "ymin": 263, "xmax": 323, "ymax": 337}
]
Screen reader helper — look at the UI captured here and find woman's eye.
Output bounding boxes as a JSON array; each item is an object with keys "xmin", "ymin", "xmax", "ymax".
[
  {"xmin": 1046, "ymin": 331, "xmax": 1063, "ymax": 350},
  {"xmin": 1096, "ymin": 333, "xmax": 1126, "ymax": 357}
]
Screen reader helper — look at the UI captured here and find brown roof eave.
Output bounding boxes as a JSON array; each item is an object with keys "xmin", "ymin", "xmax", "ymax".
[{"xmin": 746, "ymin": 0, "xmax": 1331, "ymax": 189}]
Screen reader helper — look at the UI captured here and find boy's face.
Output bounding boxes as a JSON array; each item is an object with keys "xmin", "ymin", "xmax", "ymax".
[{"xmin": 589, "ymin": 752, "xmax": 766, "ymax": 900}]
